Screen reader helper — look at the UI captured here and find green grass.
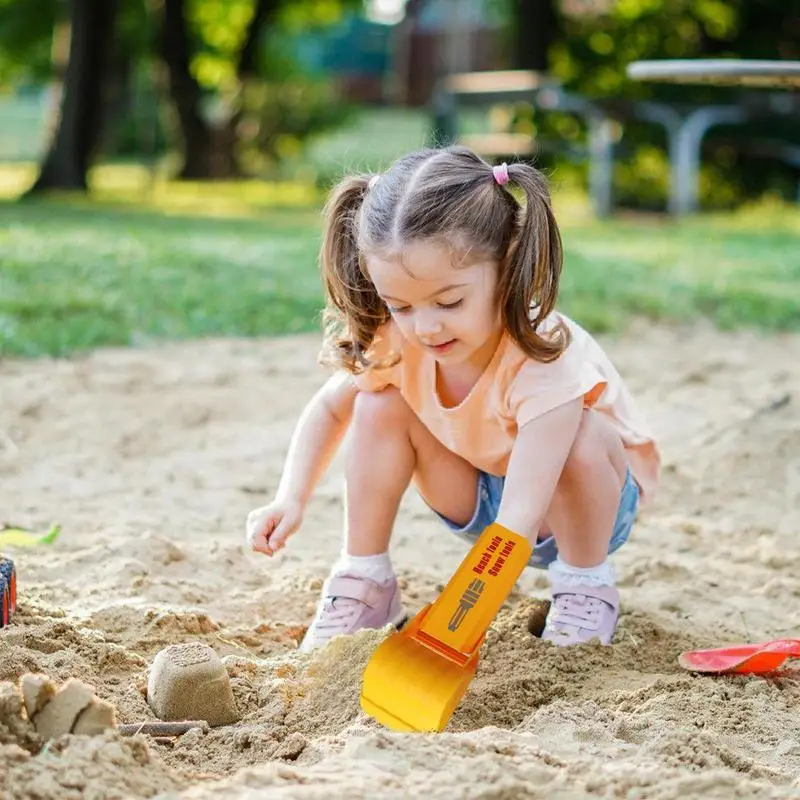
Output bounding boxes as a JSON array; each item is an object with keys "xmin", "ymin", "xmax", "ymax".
[
  {"xmin": 557, "ymin": 206, "xmax": 800, "ymax": 332},
  {"xmin": 0, "ymin": 197, "xmax": 325, "ymax": 357},
  {"xmin": 1, "ymin": 163, "xmax": 799, "ymax": 358}
]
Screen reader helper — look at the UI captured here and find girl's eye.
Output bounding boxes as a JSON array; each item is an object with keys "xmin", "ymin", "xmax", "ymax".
[
  {"xmin": 437, "ymin": 299, "xmax": 463, "ymax": 310},
  {"xmin": 387, "ymin": 305, "xmax": 411, "ymax": 314}
]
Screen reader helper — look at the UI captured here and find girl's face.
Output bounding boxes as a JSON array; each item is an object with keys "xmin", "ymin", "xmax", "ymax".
[{"xmin": 366, "ymin": 239, "xmax": 502, "ymax": 369}]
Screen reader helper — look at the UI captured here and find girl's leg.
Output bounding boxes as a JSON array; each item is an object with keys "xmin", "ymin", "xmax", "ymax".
[
  {"xmin": 344, "ymin": 387, "xmax": 480, "ymax": 556},
  {"xmin": 538, "ymin": 410, "xmax": 631, "ymax": 646},
  {"xmin": 542, "ymin": 409, "xmax": 629, "ymax": 567},
  {"xmin": 300, "ymin": 388, "xmax": 480, "ymax": 652}
]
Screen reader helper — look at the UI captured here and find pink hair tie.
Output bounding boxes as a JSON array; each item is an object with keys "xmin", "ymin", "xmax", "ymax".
[{"xmin": 492, "ymin": 162, "xmax": 510, "ymax": 186}]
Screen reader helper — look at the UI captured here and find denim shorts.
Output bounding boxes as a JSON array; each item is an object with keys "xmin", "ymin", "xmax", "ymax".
[{"xmin": 432, "ymin": 467, "xmax": 640, "ymax": 569}]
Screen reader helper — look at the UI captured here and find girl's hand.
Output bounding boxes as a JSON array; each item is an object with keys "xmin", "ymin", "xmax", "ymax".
[{"xmin": 246, "ymin": 498, "xmax": 304, "ymax": 556}]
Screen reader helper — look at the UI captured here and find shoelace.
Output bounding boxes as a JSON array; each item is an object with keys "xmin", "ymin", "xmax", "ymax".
[
  {"xmin": 550, "ymin": 594, "xmax": 603, "ymax": 631},
  {"xmin": 316, "ymin": 595, "xmax": 363, "ymax": 632}
]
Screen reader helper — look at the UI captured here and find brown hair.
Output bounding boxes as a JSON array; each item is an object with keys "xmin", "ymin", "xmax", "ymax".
[{"xmin": 319, "ymin": 145, "xmax": 569, "ymax": 374}]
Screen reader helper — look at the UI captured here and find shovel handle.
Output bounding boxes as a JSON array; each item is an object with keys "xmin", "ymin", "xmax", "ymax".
[{"xmin": 416, "ymin": 522, "xmax": 532, "ymax": 662}]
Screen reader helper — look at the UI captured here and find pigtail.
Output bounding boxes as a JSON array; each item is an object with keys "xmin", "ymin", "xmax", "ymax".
[
  {"xmin": 318, "ymin": 174, "xmax": 391, "ymax": 374},
  {"xmin": 498, "ymin": 163, "xmax": 570, "ymax": 363}
]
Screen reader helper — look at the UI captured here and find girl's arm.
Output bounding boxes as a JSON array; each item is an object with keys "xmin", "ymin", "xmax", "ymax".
[
  {"xmin": 275, "ymin": 370, "xmax": 358, "ymax": 506},
  {"xmin": 495, "ymin": 397, "xmax": 583, "ymax": 541}
]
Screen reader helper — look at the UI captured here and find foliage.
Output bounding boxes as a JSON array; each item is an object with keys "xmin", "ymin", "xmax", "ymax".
[
  {"xmin": 0, "ymin": 0, "xmax": 58, "ymax": 85},
  {"xmin": 0, "ymin": 0, "xmax": 362, "ymax": 175},
  {"xmin": 189, "ymin": 0, "xmax": 361, "ymax": 174},
  {"xmin": 189, "ymin": 5, "xmax": 359, "ymax": 174},
  {"xmin": 547, "ymin": 0, "xmax": 800, "ymax": 112},
  {"xmin": 0, "ymin": 0, "xmax": 361, "ymax": 88},
  {"xmin": 187, "ymin": 0, "xmax": 356, "ymax": 90},
  {"xmin": 0, "ymin": 0, "xmax": 152, "ymax": 85}
]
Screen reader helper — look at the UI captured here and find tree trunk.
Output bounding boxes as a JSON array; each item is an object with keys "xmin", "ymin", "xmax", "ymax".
[
  {"xmin": 28, "ymin": 0, "xmax": 118, "ymax": 194},
  {"xmin": 512, "ymin": 0, "xmax": 558, "ymax": 72},
  {"xmin": 158, "ymin": 0, "xmax": 218, "ymax": 178},
  {"xmin": 157, "ymin": 0, "xmax": 278, "ymax": 180},
  {"xmin": 99, "ymin": 53, "xmax": 133, "ymax": 156}
]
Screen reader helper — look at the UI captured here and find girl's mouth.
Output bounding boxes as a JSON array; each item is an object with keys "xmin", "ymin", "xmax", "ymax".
[{"xmin": 427, "ymin": 339, "xmax": 457, "ymax": 354}]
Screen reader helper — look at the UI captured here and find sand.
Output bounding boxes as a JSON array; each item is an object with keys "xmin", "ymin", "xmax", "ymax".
[{"xmin": 1, "ymin": 319, "xmax": 799, "ymax": 799}]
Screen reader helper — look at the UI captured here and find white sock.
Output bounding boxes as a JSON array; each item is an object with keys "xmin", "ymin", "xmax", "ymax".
[
  {"xmin": 548, "ymin": 556, "xmax": 616, "ymax": 588},
  {"xmin": 333, "ymin": 551, "xmax": 394, "ymax": 584}
]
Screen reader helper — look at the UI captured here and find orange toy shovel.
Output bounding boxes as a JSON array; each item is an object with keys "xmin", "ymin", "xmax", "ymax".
[
  {"xmin": 678, "ymin": 639, "xmax": 800, "ymax": 675},
  {"xmin": 360, "ymin": 522, "xmax": 532, "ymax": 732}
]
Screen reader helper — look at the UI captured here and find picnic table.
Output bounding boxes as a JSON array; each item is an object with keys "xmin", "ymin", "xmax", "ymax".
[
  {"xmin": 626, "ymin": 59, "xmax": 800, "ymax": 213},
  {"xmin": 431, "ymin": 62, "xmax": 800, "ymax": 217},
  {"xmin": 429, "ymin": 70, "xmax": 617, "ymax": 217},
  {"xmin": 626, "ymin": 59, "xmax": 800, "ymax": 89}
]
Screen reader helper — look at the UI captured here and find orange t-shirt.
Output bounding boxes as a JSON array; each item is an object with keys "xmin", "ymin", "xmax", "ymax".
[{"xmin": 349, "ymin": 312, "xmax": 660, "ymax": 503}]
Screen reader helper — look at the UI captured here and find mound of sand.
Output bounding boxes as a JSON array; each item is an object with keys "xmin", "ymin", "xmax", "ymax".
[
  {"xmin": 1, "ymin": 733, "xmax": 182, "ymax": 800},
  {"xmin": 1, "ymin": 321, "xmax": 799, "ymax": 799}
]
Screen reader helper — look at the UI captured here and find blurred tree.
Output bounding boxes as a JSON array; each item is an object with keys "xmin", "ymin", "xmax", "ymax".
[
  {"xmin": 153, "ymin": 0, "xmax": 360, "ymax": 178},
  {"xmin": 154, "ymin": 0, "xmax": 279, "ymax": 178},
  {"xmin": 0, "ymin": 0, "xmax": 360, "ymax": 186},
  {"xmin": 28, "ymin": 0, "xmax": 118, "ymax": 192},
  {"xmin": 1, "ymin": 0, "xmax": 156, "ymax": 189}
]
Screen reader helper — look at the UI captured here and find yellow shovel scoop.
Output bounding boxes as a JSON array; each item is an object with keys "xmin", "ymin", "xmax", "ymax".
[{"xmin": 360, "ymin": 522, "xmax": 533, "ymax": 732}]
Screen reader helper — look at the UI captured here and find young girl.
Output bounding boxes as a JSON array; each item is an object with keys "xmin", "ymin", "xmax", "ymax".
[{"xmin": 246, "ymin": 146, "xmax": 660, "ymax": 653}]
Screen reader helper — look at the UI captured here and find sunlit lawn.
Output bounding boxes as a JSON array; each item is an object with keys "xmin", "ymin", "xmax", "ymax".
[
  {"xmin": 2, "ymin": 159, "xmax": 798, "ymax": 358},
  {"xmin": 0, "ymin": 190, "xmax": 324, "ymax": 357}
]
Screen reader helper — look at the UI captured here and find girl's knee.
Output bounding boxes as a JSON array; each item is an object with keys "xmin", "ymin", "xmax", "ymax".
[
  {"xmin": 353, "ymin": 387, "xmax": 410, "ymax": 430},
  {"xmin": 564, "ymin": 410, "xmax": 627, "ymax": 481}
]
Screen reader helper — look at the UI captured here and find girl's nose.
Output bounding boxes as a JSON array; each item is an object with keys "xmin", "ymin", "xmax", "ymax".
[{"xmin": 415, "ymin": 311, "xmax": 443, "ymax": 338}]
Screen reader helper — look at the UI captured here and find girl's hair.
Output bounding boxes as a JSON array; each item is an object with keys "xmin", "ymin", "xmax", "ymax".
[{"xmin": 319, "ymin": 145, "xmax": 568, "ymax": 374}]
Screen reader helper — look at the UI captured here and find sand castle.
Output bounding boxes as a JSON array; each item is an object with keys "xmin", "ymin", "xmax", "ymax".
[
  {"xmin": 0, "ymin": 641, "xmax": 239, "ymax": 752},
  {"xmin": 147, "ymin": 642, "xmax": 240, "ymax": 727}
]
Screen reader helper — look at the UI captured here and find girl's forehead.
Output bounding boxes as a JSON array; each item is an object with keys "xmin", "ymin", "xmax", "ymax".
[
  {"xmin": 366, "ymin": 239, "xmax": 487, "ymax": 284},
  {"xmin": 392, "ymin": 240, "xmax": 455, "ymax": 277}
]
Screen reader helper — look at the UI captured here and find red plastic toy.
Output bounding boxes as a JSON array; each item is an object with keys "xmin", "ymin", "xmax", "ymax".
[{"xmin": 679, "ymin": 639, "xmax": 800, "ymax": 674}]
